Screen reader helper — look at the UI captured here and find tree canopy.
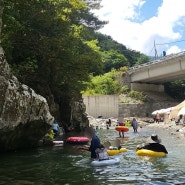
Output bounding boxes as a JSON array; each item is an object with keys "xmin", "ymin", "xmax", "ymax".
[
  {"xmin": 1, "ymin": 0, "xmax": 107, "ymax": 122},
  {"xmin": 2, "ymin": 0, "xmax": 105, "ymax": 95}
]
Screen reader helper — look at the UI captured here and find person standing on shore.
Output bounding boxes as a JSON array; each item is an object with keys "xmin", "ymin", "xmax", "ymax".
[{"xmin": 155, "ymin": 112, "xmax": 160, "ymax": 123}]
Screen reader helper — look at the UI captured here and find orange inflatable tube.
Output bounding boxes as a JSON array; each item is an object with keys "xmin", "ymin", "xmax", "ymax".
[{"xmin": 115, "ymin": 126, "xmax": 129, "ymax": 132}]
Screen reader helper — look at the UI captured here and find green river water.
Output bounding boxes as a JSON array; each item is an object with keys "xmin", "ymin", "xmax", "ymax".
[{"xmin": 0, "ymin": 125, "xmax": 185, "ymax": 185}]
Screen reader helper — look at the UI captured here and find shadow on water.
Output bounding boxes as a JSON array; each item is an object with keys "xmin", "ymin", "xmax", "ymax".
[{"xmin": 1, "ymin": 126, "xmax": 185, "ymax": 185}]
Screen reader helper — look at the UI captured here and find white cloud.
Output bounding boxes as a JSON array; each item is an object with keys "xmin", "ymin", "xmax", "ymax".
[
  {"xmin": 166, "ymin": 46, "xmax": 182, "ymax": 55},
  {"xmin": 93, "ymin": 0, "xmax": 185, "ymax": 55}
]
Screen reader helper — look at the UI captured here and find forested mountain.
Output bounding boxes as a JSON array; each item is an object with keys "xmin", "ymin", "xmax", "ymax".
[
  {"xmin": 83, "ymin": 31, "xmax": 150, "ymax": 73},
  {"xmin": 95, "ymin": 33, "xmax": 150, "ymax": 70}
]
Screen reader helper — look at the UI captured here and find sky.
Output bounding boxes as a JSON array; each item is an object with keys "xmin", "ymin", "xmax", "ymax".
[{"xmin": 92, "ymin": 0, "xmax": 185, "ymax": 56}]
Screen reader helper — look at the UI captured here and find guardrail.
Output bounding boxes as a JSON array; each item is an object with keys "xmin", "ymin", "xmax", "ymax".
[{"xmin": 128, "ymin": 51, "xmax": 185, "ymax": 74}]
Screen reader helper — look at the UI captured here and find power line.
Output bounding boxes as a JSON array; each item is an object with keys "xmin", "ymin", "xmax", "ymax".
[
  {"xmin": 149, "ymin": 39, "xmax": 185, "ymax": 57},
  {"xmin": 156, "ymin": 39, "xmax": 185, "ymax": 46}
]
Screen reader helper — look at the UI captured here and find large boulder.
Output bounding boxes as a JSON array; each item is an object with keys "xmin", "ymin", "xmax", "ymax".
[
  {"xmin": 0, "ymin": 57, "xmax": 54, "ymax": 151},
  {"xmin": 70, "ymin": 99, "xmax": 89, "ymax": 131}
]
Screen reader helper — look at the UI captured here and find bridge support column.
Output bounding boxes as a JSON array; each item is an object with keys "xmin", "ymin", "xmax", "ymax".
[{"xmin": 131, "ymin": 83, "xmax": 164, "ymax": 92}]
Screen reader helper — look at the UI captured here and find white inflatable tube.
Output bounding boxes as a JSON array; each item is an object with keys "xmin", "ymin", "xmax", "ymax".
[
  {"xmin": 91, "ymin": 157, "xmax": 120, "ymax": 167},
  {"xmin": 53, "ymin": 140, "xmax": 64, "ymax": 146}
]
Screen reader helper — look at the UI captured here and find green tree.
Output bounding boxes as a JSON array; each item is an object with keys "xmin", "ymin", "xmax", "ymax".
[
  {"xmin": 82, "ymin": 70, "xmax": 121, "ymax": 95},
  {"xmin": 2, "ymin": 0, "xmax": 105, "ymax": 124},
  {"xmin": 135, "ymin": 54, "xmax": 150, "ymax": 66},
  {"xmin": 91, "ymin": 33, "xmax": 149, "ymax": 70},
  {"xmin": 102, "ymin": 49, "xmax": 128, "ymax": 72},
  {"xmin": 165, "ymin": 80, "xmax": 185, "ymax": 101}
]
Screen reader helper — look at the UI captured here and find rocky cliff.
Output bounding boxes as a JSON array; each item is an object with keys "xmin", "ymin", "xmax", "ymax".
[
  {"xmin": 70, "ymin": 99, "xmax": 89, "ymax": 131},
  {"xmin": 0, "ymin": 4, "xmax": 54, "ymax": 151}
]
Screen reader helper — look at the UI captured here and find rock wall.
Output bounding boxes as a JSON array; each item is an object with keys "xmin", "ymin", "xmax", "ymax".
[
  {"xmin": 0, "ymin": 4, "xmax": 54, "ymax": 151},
  {"xmin": 0, "ymin": 60, "xmax": 54, "ymax": 151},
  {"xmin": 70, "ymin": 99, "xmax": 89, "ymax": 131}
]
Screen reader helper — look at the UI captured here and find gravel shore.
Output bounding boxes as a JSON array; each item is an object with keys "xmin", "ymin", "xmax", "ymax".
[
  {"xmin": 144, "ymin": 121, "xmax": 185, "ymax": 139},
  {"xmin": 88, "ymin": 116, "xmax": 185, "ymax": 139}
]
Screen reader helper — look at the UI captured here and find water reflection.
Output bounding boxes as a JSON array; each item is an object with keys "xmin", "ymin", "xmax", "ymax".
[{"xmin": 0, "ymin": 126, "xmax": 185, "ymax": 184}]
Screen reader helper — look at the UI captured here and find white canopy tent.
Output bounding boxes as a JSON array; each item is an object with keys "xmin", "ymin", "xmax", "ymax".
[
  {"xmin": 152, "ymin": 107, "xmax": 173, "ymax": 115},
  {"xmin": 170, "ymin": 100, "xmax": 185, "ymax": 119},
  {"xmin": 177, "ymin": 106, "xmax": 185, "ymax": 116},
  {"xmin": 151, "ymin": 110, "xmax": 159, "ymax": 115}
]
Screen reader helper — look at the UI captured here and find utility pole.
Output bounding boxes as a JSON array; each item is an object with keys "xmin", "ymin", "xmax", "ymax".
[{"xmin": 154, "ymin": 40, "xmax": 158, "ymax": 59}]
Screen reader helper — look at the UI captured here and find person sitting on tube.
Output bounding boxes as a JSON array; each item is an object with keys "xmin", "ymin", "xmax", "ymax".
[
  {"xmin": 137, "ymin": 134, "xmax": 168, "ymax": 154},
  {"xmin": 95, "ymin": 144, "xmax": 109, "ymax": 161}
]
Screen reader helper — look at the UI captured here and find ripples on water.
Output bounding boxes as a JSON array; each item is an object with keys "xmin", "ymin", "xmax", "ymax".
[{"xmin": 1, "ymin": 126, "xmax": 185, "ymax": 185}]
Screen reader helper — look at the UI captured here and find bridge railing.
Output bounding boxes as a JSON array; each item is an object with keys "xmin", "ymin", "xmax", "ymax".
[{"xmin": 128, "ymin": 51, "xmax": 185, "ymax": 74}]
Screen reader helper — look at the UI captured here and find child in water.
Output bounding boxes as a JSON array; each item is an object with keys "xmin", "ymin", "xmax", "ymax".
[{"xmin": 95, "ymin": 144, "xmax": 109, "ymax": 161}]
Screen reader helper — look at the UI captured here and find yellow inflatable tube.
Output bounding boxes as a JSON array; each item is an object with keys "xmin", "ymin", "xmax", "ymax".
[
  {"xmin": 107, "ymin": 148, "xmax": 127, "ymax": 156},
  {"xmin": 136, "ymin": 149, "xmax": 166, "ymax": 157}
]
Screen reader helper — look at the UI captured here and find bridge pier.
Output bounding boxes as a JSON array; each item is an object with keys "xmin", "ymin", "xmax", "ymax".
[{"xmin": 131, "ymin": 83, "xmax": 164, "ymax": 92}]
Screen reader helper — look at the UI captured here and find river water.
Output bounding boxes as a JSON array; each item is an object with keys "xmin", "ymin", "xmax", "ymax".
[{"xmin": 0, "ymin": 125, "xmax": 185, "ymax": 185}]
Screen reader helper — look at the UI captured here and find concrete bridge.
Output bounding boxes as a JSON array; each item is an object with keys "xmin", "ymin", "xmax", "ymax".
[{"xmin": 127, "ymin": 51, "xmax": 185, "ymax": 92}]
